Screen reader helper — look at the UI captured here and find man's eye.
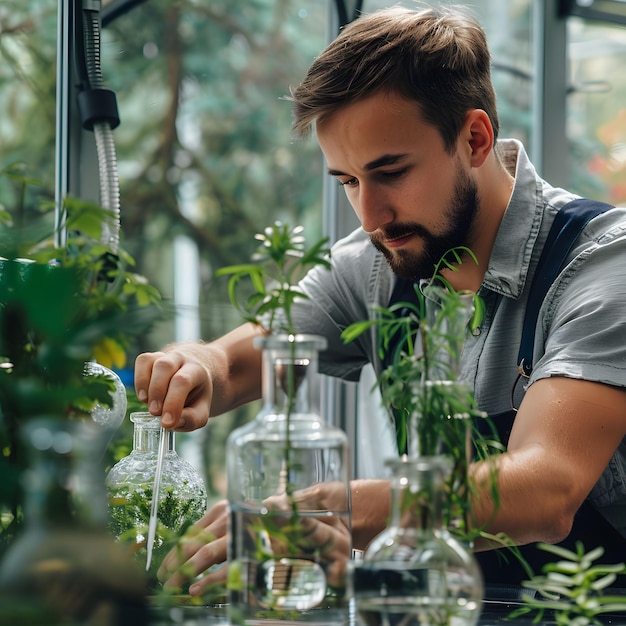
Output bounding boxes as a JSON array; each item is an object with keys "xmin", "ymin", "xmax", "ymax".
[
  {"xmin": 338, "ymin": 178, "xmax": 358, "ymax": 187},
  {"xmin": 381, "ymin": 169, "xmax": 407, "ymax": 179}
]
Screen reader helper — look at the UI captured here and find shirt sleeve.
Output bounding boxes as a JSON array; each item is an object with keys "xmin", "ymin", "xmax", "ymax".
[
  {"xmin": 290, "ymin": 228, "xmax": 390, "ymax": 382},
  {"xmin": 530, "ymin": 216, "xmax": 626, "ymax": 389}
]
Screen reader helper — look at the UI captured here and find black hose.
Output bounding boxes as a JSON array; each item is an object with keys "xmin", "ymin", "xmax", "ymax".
[
  {"xmin": 333, "ymin": 0, "xmax": 364, "ymax": 30},
  {"xmin": 101, "ymin": 0, "xmax": 150, "ymax": 28}
]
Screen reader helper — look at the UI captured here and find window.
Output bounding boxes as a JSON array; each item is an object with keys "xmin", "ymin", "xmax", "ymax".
[{"xmin": 567, "ymin": 15, "xmax": 626, "ymax": 205}]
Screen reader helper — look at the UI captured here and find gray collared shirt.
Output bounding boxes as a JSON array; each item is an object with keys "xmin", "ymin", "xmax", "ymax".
[{"xmin": 293, "ymin": 139, "xmax": 626, "ymax": 531}]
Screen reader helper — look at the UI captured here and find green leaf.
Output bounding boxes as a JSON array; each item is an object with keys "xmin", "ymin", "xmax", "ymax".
[
  {"xmin": 340, "ymin": 320, "xmax": 378, "ymax": 343},
  {"xmin": 215, "ymin": 262, "xmax": 262, "ymax": 277},
  {"xmin": 218, "ymin": 223, "xmax": 330, "ymax": 334}
]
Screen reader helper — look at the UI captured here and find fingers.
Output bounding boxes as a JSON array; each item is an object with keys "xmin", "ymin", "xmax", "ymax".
[
  {"xmin": 158, "ymin": 500, "xmax": 229, "ymax": 591},
  {"xmin": 186, "ymin": 539, "xmax": 228, "ymax": 596},
  {"xmin": 195, "ymin": 499, "xmax": 229, "ymax": 528},
  {"xmin": 291, "ymin": 481, "xmax": 349, "ymax": 512},
  {"xmin": 188, "ymin": 561, "xmax": 228, "ymax": 598},
  {"xmin": 158, "ymin": 526, "xmax": 213, "ymax": 584},
  {"xmin": 300, "ymin": 514, "xmax": 351, "ymax": 557},
  {"xmin": 134, "ymin": 351, "xmax": 162, "ymax": 405},
  {"xmin": 162, "ymin": 535, "xmax": 228, "ymax": 592},
  {"xmin": 299, "ymin": 516, "xmax": 350, "ymax": 589},
  {"xmin": 134, "ymin": 351, "xmax": 211, "ymax": 432}
]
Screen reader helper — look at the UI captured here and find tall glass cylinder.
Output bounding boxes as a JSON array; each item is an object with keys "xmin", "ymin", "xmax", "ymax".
[
  {"xmin": 226, "ymin": 334, "xmax": 351, "ymax": 625},
  {"xmin": 105, "ymin": 412, "xmax": 207, "ymax": 582},
  {"xmin": 350, "ymin": 455, "xmax": 483, "ymax": 626}
]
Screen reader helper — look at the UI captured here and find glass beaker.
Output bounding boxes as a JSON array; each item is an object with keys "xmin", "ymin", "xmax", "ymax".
[{"xmin": 350, "ymin": 455, "xmax": 483, "ymax": 626}]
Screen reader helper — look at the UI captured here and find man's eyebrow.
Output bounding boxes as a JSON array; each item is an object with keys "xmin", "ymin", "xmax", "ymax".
[
  {"xmin": 364, "ymin": 153, "xmax": 409, "ymax": 171},
  {"xmin": 327, "ymin": 153, "xmax": 409, "ymax": 177}
]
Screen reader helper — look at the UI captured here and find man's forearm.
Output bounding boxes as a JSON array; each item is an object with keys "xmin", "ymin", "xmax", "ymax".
[{"xmin": 470, "ymin": 448, "xmax": 577, "ymax": 551}]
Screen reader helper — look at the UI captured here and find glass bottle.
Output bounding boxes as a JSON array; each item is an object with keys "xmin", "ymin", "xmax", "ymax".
[
  {"xmin": 0, "ymin": 418, "xmax": 148, "ymax": 625},
  {"xmin": 105, "ymin": 412, "xmax": 208, "ymax": 582},
  {"xmin": 349, "ymin": 455, "xmax": 484, "ymax": 626},
  {"xmin": 226, "ymin": 334, "xmax": 351, "ymax": 625}
]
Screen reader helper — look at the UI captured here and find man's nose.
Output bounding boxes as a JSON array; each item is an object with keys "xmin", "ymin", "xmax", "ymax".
[{"xmin": 357, "ymin": 184, "xmax": 394, "ymax": 233}]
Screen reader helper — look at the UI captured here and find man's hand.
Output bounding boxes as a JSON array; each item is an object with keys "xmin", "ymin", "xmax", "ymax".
[
  {"xmin": 134, "ymin": 350, "xmax": 213, "ymax": 432},
  {"xmin": 133, "ymin": 323, "xmax": 264, "ymax": 432},
  {"xmin": 158, "ymin": 500, "xmax": 229, "ymax": 597},
  {"xmin": 157, "ymin": 480, "xmax": 385, "ymax": 597},
  {"xmin": 263, "ymin": 483, "xmax": 352, "ymax": 589}
]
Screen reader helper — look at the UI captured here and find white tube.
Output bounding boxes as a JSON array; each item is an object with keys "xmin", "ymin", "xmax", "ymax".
[{"xmin": 83, "ymin": 6, "xmax": 121, "ymax": 252}]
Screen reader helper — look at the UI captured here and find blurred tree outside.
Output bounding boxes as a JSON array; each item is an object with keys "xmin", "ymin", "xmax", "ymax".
[
  {"xmin": 0, "ymin": 1, "xmax": 58, "ymax": 222},
  {"xmin": 102, "ymin": 0, "xmax": 328, "ymax": 349},
  {"xmin": 0, "ymin": 0, "xmax": 330, "ymax": 502},
  {"xmin": 568, "ymin": 17, "xmax": 626, "ymax": 206},
  {"xmin": 101, "ymin": 0, "xmax": 330, "ymax": 499}
]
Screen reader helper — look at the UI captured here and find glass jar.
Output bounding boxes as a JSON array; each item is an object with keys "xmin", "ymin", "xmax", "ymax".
[
  {"xmin": 349, "ymin": 455, "xmax": 483, "ymax": 626},
  {"xmin": 0, "ymin": 418, "xmax": 148, "ymax": 625},
  {"xmin": 106, "ymin": 412, "xmax": 208, "ymax": 581},
  {"xmin": 226, "ymin": 334, "xmax": 351, "ymax": 625}
]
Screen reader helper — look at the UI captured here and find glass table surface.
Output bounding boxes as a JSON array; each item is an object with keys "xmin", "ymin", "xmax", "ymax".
[{"xmin": 150, "ymin": 597, "xmax": 626, "ymax": 626}]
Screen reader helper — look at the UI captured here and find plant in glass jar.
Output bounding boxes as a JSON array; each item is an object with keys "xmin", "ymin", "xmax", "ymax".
[
  {"xmin": 106, "ymin": 411, "xmax": 208, "ymax": 586},
  {"xmin": 341, "ymin": 247, "xmax": 502, "ymax": 626},
  {"xmin": 216, "ymin": 221, "xmax": 352, "ymax": 624}
]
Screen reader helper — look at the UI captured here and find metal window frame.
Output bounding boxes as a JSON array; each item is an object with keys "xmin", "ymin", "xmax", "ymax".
[{"xmin": 532, "ymin": 0, "xmax": 569, "ymax": 186}]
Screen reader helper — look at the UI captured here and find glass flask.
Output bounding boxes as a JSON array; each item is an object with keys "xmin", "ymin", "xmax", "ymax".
[
  {"xmin": 106, "ymin": 412, "xmax": 208, "ymax": 582},
  {"xmin": 226, "ymin": 334, "xmax": 351, "ymax": 625},
  {"xmin": 349, "ymin": 455, "xmax": 483, "ymax": 626},
  {"xmin": 0, "ymin": 418, "xmax": 148, "ymax": 625},
  {"xmin": 84, "ymin": 360, "xmax": 127, "ymax": 431}
]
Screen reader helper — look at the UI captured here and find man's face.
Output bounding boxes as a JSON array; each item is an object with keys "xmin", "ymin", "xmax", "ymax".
[{"xmin": 316, "ymin": 91, "xmax": 480, "ymax": 281}]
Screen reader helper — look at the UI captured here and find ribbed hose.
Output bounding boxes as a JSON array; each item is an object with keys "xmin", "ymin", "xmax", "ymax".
[
  {"xmin": 82, "ymin": 8, "xmax": 121, "ymax": 252},
  {"xmin": 93, "ymin": 122, "xmax": 121, "ymax": 250}
]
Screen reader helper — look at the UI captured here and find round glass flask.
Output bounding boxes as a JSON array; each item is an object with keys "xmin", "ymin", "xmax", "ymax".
[
  {"xmin": 350, "ymin": 455, "xmax": 483, "ymax": 626},
  {"xmin": 105, "ymin": 412, "xmax": 208, "ymax": 580}
]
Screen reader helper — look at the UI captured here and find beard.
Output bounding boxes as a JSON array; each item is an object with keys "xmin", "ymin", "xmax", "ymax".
[{"xmin": 369, "ymin": 165, "xmax": 479, "ymax": 281}]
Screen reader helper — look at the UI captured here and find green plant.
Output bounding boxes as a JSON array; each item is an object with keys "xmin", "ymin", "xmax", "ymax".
[
  {"xmin": 216, "ymin": 220, "xmax": 331, "ymax": 493},
  {"xmin": 109, "ymin": 483, "xmax": 207, "ymax": 583},
  {"xmin": 341, "ymin": 247, "xmax": 501, "ymax": 539},
  {"xmin": 508, "ymin": 542, "xmax": 626, "ymax": 625},
  {"xmin": 0, "ymin": 163, "xmax": 162, "ymax": 554},
  {"xmin": 216, "ymin": 220, "xmax": 330, "ymax": 335}
]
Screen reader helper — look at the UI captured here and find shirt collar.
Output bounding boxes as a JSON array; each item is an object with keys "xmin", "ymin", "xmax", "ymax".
[{"xmin": 482, "ymin": 139, "xmax": 545, "ymax": 299}]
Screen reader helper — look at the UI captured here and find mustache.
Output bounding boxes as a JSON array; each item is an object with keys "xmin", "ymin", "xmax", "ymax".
[{"xmin": 370, "ymin": 223, "xmax": 432, "ymax": 244}]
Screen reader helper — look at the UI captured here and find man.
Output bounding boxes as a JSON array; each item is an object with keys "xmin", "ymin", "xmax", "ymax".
[{"xmin": 135, "ymin": 6, "xmax": 626, "ymax": 594}]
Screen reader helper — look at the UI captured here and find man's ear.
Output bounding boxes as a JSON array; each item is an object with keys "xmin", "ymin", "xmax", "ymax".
[{"xmin": 463, "ymin": 109, "xmax": 494, "ymax": 167}]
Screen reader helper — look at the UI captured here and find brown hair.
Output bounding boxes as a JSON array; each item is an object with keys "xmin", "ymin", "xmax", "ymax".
[{"xmin": 290, "ymin": 5, "xmax": 499, "ymax": 151}]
